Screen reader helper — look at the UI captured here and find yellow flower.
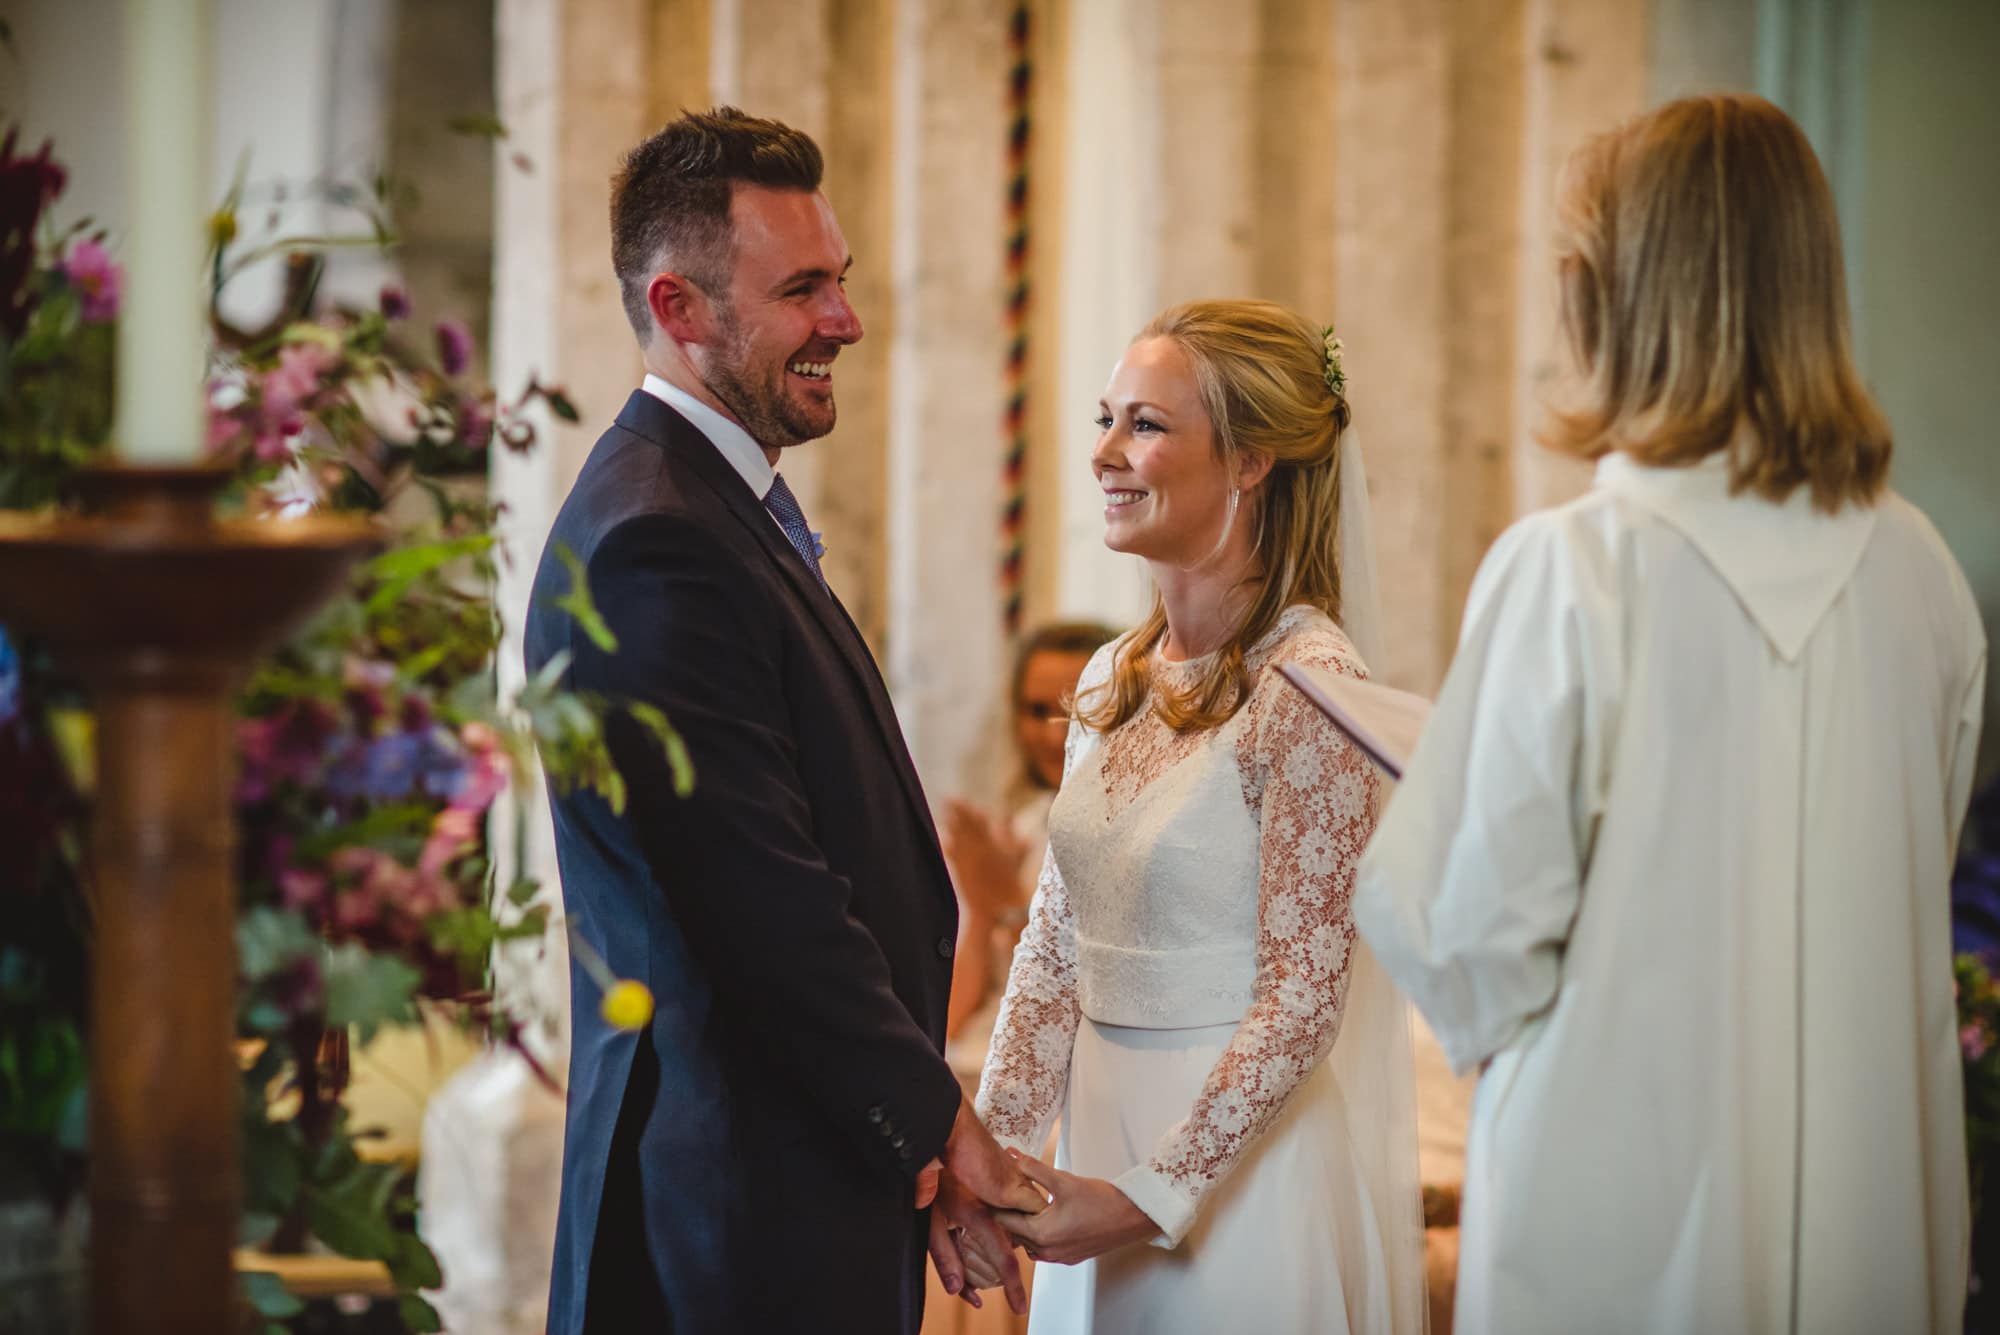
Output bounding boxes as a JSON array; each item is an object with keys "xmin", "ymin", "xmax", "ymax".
[
  {"xmin": 209, "ymin": 207, "xmax": 238, "ymax": 250},
  {"xmin": 600, "ymin": 980, "xmax": 655, "ymax": 1031}
]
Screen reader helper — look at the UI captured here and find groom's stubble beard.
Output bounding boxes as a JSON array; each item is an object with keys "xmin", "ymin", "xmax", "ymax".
[{"xmin": 703, "ymin": 298, "xmax": 836, "ymax": 451}]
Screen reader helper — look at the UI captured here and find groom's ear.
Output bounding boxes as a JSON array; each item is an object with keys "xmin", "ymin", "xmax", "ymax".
[{"xmin": 647, "ymin": 271, "xmax": 708, "ymax": 347}]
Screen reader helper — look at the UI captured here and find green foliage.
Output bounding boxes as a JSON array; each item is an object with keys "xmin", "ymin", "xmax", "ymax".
[
  {"xmin": 239, "ymin": 1269, "xmax": 305, "ymax": 1322},
  {"xmin": 322, "ymin": 945, "xmax": 422, "ymax": 1045},
  {"xmin": 0, "ymin": 129, "xmax": 696, "ymax": 1329},
  {"xmin": 552, "ymin": 541, "xmax": 618, "ymax": 653}
]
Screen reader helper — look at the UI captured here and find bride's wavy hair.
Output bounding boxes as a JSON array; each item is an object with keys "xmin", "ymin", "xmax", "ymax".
[{"xmin": 1076, "ymin": 300, "xmax": 1351, "ymax": 735}]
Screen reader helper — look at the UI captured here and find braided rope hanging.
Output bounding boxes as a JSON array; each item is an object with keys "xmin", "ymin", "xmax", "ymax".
[{"xmin": 1000, "ymin": 2, "xmax": 1032, "ymax": 637}]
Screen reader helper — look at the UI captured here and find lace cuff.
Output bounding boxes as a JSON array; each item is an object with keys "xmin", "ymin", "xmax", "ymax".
[{"xmin": 1111, "ymin": 1164, "xmax": 1196, "ymax": 1249}]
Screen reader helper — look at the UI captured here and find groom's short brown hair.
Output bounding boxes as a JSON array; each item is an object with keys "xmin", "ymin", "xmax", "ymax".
[{"xmin": 611, "ymin": 106, "xmax": 825, "ymax": 341}]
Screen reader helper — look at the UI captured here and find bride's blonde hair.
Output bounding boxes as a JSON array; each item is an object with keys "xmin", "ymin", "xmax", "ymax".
[{"xmin": 1077, "ymin": 300, "xmax": 1351, "ymax": 735}]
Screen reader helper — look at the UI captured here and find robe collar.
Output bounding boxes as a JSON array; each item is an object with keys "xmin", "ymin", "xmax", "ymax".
[{"xmin": 1593, "ymin": 445, "xmax": 1878, "ymax": 663}]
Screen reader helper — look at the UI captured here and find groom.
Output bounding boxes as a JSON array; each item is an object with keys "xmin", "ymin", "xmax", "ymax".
[{"xmin": 526, "ymin": 107, "xmax": 1041, "ymax": 1334}]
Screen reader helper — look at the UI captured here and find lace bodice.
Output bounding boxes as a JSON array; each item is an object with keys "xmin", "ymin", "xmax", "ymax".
[{"xmin": 974, "ymin": 604, "xmax": 1380, "ymax": 1246}]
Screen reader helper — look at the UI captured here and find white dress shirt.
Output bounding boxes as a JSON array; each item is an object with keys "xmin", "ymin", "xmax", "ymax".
[{"xmin": 641, "ymin": 373, "xmax": 778, "ymax": 505}]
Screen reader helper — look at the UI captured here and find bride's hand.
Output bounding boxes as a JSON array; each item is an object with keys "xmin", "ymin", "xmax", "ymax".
[{"xmin": 992, "ymin": 1153, "xmax": 1160, "ymax": 1266}]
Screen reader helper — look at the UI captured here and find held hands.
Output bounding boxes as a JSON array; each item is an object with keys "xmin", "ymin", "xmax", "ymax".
[
  {"xmin": 993, "ymin": 1153, "xmax": 1160, "ymax": 1267},
  {"xmin": 924, "ymin": 1097, "xmax": 1050, "ymax": 1313}
]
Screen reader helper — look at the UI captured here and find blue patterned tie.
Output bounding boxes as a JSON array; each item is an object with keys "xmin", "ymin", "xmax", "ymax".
[{"xmin": 763, "ymin": 473, "xmax": 830, "ymax": 595}]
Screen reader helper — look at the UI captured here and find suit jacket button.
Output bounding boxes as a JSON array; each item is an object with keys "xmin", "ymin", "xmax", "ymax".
[
  {"xmin": 867, "ymin": 1106, "xmax": 885, "ymax": 1124},
  {"xmin": 891, "ymin": 1133, "xmax": 907, "ymax": 1149},
  {"xmin": 898, "ymin": 1146, "xmax": 913, "ymax": 1161},
  {"xmin": 936, "ymin": 936, "xmax": 955, "ymax": 960},
  {"xmin": 879, "ymin": 1121, "xmax": 895, "ymax": 1137}
]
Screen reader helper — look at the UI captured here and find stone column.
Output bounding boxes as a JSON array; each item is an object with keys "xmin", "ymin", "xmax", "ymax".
[
  {"xmin": 1439, "ymin": 0, "xmax": 1528, "ymax": 662},
  {"xmin": 1331, "ymin": 0, "xmax": 1454, "ymax": 691},
  {"xmin": 884, "ymin": 0, "xmax": 1014, "ymax": 805},
  {"xmin": 1050, "ymin": 0, "xmax": 1160, "ymax": 631},
  {"xmin": 1508, "ymin": 0, "xmax": 1647, "ymax": 516}
]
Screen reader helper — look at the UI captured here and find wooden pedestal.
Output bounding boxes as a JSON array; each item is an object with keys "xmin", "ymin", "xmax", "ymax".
[{"xmin": 0, "ymin": 467, "xmax": 376, "ymax": 1334}]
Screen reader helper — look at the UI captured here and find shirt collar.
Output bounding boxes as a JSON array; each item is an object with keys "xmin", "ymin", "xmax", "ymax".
[
  {"xmin": 642, "ymin": 373, "xmax": 776, "ymax": 501},
  {"xmin": 1593, "ymin": 446, "xmax": 1878, "ymax": 663}
]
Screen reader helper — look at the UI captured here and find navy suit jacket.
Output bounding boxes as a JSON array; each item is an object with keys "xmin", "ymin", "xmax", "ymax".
[{"xmin": 525, "ymin": 391, "xmax": 965, "ymax": 1334}]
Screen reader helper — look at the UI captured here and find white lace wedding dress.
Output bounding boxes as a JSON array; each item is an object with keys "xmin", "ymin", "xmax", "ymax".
[{"xmin": 975, "ymin": 605, "xmax": 1426, "ymax": 1335}]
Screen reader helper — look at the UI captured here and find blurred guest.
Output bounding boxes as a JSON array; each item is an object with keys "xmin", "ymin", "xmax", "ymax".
[
  {"xmin": 943, "ymin": 622, "xmax": 1117, "ymax": 1070},
  {"xmin": 1356, "ymin": 93, "xmax": 1986, "ymax": 1335}
]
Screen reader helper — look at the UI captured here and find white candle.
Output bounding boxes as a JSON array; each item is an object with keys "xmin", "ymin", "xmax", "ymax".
[{"xmin": 113, "ymin": 0, "xmax": 213, "ymax": 464}]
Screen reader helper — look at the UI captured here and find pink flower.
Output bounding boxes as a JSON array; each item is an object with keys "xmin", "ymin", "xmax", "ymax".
[
  {"xmin": 261, "ymin": 340, "xmax": 339, "ymax": 424},
  {"xmin": 435, "ymin": 319, "xmax": 474, "ymax": 376},
  {"xmin": 279, "ymin": 867, "xmax": 329, "ymax": 911},
  {"xmin": 1964, "ymin": 1022, "xmax": 1992, "ymax": 1063},
  {"xmin": 62, "ymin": 238, "xmax": 122, "ymax": 322},
  {"xmin": 206, "ymin": 407, "xmax": 245, "ymax": 458},
  {"xmin": 419, "ymin": 806, "xmax": 480, "ymax": 876}
]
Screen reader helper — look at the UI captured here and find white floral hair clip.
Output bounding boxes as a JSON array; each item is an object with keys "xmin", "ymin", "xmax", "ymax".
[{"xmin": 1320, "ymin": 327, "xmax": 1347, "ymax": 399}]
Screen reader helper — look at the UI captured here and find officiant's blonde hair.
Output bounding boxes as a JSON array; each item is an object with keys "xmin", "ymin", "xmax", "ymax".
[
  {"xmin": 1077, "ymin": 300, "xmax": 1351, "ymax": 734},
  {"xmin": 1542, "ymin": 93, "xmax": 1889, "ymax": 511}
]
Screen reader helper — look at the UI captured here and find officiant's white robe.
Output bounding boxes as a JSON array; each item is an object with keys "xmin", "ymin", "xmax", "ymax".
[{"xmin": 1355, "ymin": 451, "xmax": 1987, "ymax": 1335}]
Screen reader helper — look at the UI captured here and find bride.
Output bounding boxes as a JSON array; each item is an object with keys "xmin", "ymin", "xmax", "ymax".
[{"xmin": 969, "ymin": 300, "xmax": 1426, "ymax": 1333}]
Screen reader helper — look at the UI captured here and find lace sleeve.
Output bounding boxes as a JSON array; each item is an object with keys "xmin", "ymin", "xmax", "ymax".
[
  {"xmin": 974, "ymin": 712, "xmax": 1091, "ymax": 1155},
  {"xmin": 1112, "ymin": 649, "xmax": 1381, "ymax": 1247}
]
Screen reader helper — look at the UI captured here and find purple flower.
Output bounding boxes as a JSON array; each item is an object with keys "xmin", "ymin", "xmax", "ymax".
[
  {"xmin": 62, "ymin": 238, "xmax": 122, "ymax": 323},
  {"xmin": 435, "ymin": 319, "xmax": 474, "ymax": 376},
  {"xmin": 458, "ymin": 396, "xmax": 494, "ymax": 451},
  {"xmin": 379, "ymin": 284, "xmax": 411, "ymax": 320},
  {"xmin": 0, "ymin": 129, "xmax": 67, "ymax": 341},
  {"xmin": 325, "ymin": 729, "xmax": 467, "ymax": 803},
  {"xmin": 236, "ymin": 702, "xmax": 340, "ymax": 804}
]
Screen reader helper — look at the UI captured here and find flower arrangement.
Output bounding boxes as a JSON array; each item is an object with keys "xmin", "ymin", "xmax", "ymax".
[
  {"xmin": 0, "ymin": 127, "xmax": 675, "ymax": 1331},
  {"xmin": 1956, "ymin": 778, "xmax": 2000, "ymax": 1319}
]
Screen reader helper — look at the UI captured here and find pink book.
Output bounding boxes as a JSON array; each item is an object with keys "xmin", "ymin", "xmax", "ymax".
[{"xmin": 1277, "ymin": 662, "xmax": 1431, "ymax": 781}]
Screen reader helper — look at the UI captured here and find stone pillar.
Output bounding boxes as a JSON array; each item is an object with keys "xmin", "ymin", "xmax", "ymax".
[
  {"xmin": 1508, "ymin": 0, "xmax": 1648, "ymax": 516},
  {"xmin": 1331, "ymin": 0, "xmax": 1454, "ymax": 691},
  {"xmin": 1050, "ymin": 0, "xmax": 1160, "ymax": 631},
  {"xmin": 1439, "ymin": 0, "xmax": 1528, "ymax": 662},
  {"xmin": 884, "ymin": 0, "xmax": 1014, "ymax": 804}
]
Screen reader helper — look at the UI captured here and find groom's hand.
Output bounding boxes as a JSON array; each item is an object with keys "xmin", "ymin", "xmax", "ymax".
[
  {"xmin": 928, "ymin": 1172, "xmax": 1030, "ymax": 1313},
  {"xmin": 940, "ymin": 1095, "xmax": 1048, "ymax": 1215}
]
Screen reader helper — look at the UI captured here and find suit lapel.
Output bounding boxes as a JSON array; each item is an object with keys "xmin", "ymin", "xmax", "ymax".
[{"xmin": 614, "ymin": 392, "xmax": 942, "ymax": 848}]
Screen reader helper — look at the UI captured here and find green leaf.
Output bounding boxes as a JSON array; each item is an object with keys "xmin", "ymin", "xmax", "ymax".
[
  {"xmin": 293, "ymin": 803, "xmax": 434, "ymax": 863},
  {"xmin": 543, "ymin": 388, "xmax": 580, "ymax": 423},
  {"xmin": 239, "ymin": 1269, "xmax": 306, "ymax": 1319},
  {"xmin": 303, "ymin": 1171, "xmax": 399, "ymax": 1260},
  {"xmin": 236, "ymin": 907, "xmax": 321, "ymax": 983},
  {"xmin": 400, "ymin": 1292, "xmax": 446, "ymax": 1332},
  {"xmin": 550, "ymin": 542, "xmax": 618, "ymax": 653},
  {"xmin": 239, "ymin": 1211, "xmax": 282, "ymax": 1248},
  {"xmin": 322, "ymin": 945, "xmax": 422, "ymax": 1044},
  {"xmin": 389, "ymin": 1232, "xmax": 445, "ymax": 1291},
  {"xmin": 505, "ymin": 877, "xmax": 542, "ymax": 908},
  {"xmin": 627, "ymin": 701, "xmax": 696, "ymax": 797}
]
